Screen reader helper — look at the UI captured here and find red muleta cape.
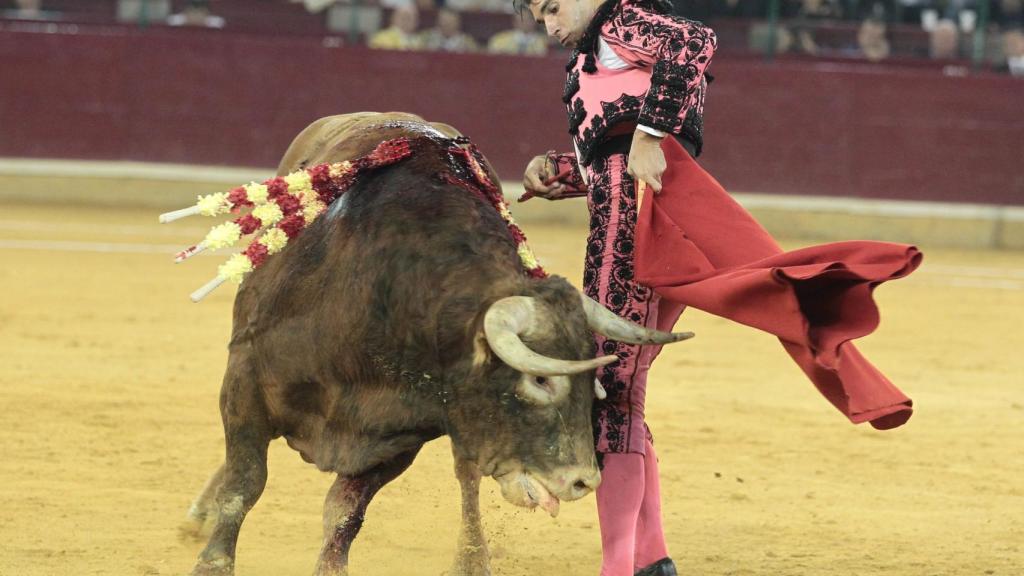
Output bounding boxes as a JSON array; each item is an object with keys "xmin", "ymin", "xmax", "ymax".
[{"xmin": 634, "ymin": 137, "xmax": 922, "ymax": 429}]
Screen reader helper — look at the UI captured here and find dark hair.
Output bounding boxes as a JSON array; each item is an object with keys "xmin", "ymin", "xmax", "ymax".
[
  {"xmin": 512, "ymin": 0, "xmax": 535, "ymax": 15},
  {"xmin": 514, "ymin": 0, "xmax": 674, "ymax": 15}
]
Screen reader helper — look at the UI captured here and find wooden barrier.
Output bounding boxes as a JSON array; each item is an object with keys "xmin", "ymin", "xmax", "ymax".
[{"xmin": 1, "ymin": 21, "xmax": 1021, "ymax": 204}]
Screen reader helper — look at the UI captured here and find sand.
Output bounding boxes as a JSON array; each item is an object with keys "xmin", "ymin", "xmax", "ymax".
[{"xmin": 1, "ymin": 202, "xmax": 1021, "ymax": 576}]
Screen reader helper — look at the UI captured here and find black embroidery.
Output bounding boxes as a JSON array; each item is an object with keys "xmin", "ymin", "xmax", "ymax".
[
  {"xmin": 606, "ymin": 6, "xmax": 712, "ymax": 61},
  {"xmin": 565, "ymin": 48, "xmax": 580, "ymax": 72},
  {"xmin": 576, "ymin": 0, "xmax": 619, "ymax": 74},
  {"xmin": 586, "ymin": 152, "xmax": 653, "ymax": 454},
  {"xmin": 562, "ymin": 69, "xmax": 580, "ymax": 104},
  {"xmin": 681, "ymin": 107, "xmax": 704, "ymax": 157},
  {"xmin": 567, "ymin": 98, "xmax": 586, "ymax": 136},
  {"xmin": 576, "ymin": 0, "xmax": 675, "ymax": 75},
  {"xmin": 637, "ymin": 60, "xmax": 697, "ymax": 133},
  {"xmin": 575, "ymin": 94, "xmax": 642, "ymax": 165}
]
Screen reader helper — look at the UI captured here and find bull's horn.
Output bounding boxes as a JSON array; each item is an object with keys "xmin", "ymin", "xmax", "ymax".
[
  {"xmin": 484, "ymin": 296, "xmax": 618, "ymax": 377},
  {"xmin": 580, "ymin": 294, "xmax": 694, "ymax": 344}
]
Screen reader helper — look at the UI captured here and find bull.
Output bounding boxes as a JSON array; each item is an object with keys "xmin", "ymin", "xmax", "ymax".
[{"xmin": 179, "ymin": 112, "xmax": 691, "ymax": 576}]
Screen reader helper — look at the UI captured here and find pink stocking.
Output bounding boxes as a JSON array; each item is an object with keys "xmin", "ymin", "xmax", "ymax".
[
  {"xmin": 634, "ymin": 438, "xmax": 669, "ymax": 570},
  {"xmin": 597, "ymin": 452, "xmax": 645, "ymax": 576}
]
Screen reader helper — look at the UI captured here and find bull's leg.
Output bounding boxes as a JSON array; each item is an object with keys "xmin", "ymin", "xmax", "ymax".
[
  {"xmin": 314, "ymin": 448, "xmax": 421, "ymax": 576},
  {"xmin": 179, "ymin": 463, "xmax": 226, "ymax": 541},
  {"xmin": 191, "ymin": 367, "xmax": 272, "ymax": 576},
  {"xmin": 449, "ymin": 456, "xmax": 491, "ymax": 576}
]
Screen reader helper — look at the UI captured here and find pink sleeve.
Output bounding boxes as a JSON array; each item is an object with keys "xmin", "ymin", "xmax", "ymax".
[{"xmin": 602, "ymin": 6, "xmax": 716, "ymax": 134}]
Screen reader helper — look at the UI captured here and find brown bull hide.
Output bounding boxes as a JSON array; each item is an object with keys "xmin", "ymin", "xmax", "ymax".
[{"xmin": 184, "ymin": 113, "xmax": 606, "ymax": 576}]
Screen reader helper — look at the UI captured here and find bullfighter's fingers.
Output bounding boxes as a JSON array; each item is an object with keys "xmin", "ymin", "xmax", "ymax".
[
  {"xmin": 648, "ymin": 172, "xmax": 663, "ymax": 193},
  {"xmin": 524, "ymin": 171, "xmax": 548, "ymax": 194},
  {"xmin": 526, "ymin": 174, "xmax": 564, "ymax": 198}
]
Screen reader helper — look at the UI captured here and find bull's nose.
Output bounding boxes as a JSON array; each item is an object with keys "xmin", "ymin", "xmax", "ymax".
[{"xmin": 565, "ymin": 469, "xmax": 601, "ymax": 500}]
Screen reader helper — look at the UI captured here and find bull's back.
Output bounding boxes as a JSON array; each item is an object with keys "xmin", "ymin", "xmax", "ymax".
[
  {"xmin": 277, "ymin": 112, "xmax": 463, "ymax": 175},
  {"xmin": 235, "ymin": 114, "xmax": 520, "ymax": 349}
]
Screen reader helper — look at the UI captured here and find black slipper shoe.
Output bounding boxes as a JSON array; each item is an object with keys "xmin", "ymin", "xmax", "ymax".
[{"xmin": 635, "ymin": 557, "xmax": 677, "ymax": 576}]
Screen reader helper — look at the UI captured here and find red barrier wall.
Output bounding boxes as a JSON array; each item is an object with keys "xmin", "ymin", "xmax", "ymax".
[{"xmin": 2, "ymin": 21, "xmax": 1022, "ymax": 204}]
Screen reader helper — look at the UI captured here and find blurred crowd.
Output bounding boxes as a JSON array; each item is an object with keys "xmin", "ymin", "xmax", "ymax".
[
  {"xmin": 734, "ymin": 0, "xmax": 1024, "ymax": 70},
  {"xmin": 2, "ymin": 0, "xmax": 1021, "ymax": 74}
]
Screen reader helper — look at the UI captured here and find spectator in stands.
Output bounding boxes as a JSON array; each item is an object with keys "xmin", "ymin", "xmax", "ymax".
[
  {"xmin": 712, "ymin": 0, "xmax": 769, "ymax": 19},
  {"xmin": 939, "ymin": 0, "xmax": 979, "ymax": 30},
  {"xmin": 857, "ymin": 16, "xmax": 891, "ymax": 61},
  {"xmin": 369, "ymin": 5, "xmax": 424, "ymax": 50},
  {"xmin": 790, "ymin": 0, "xmax": 843, "ymax": 56},
  {"xmin": 2, "ymin": 0, "xmax": 60, "ymax": 20},
  {"xmin": 999, "ymin": 28, "xmax": 1024, "ymax": 75},
  {"xmin": 896, "ymin": 0, "xmax": 938, "ymax": 25},
  {"xmin": 380, "ymin": 0, "xmax": 437, "ymax": 9},
  {"xmin": 992, "ymin": 0, "xmax": 1024, "ymax": 29},
  {"xmin": 488, "ymin": 14, "xmax": 549, "ymax": 55},
  {"xmin": 166, "ymin": 0, "xmax": 226, "ymax": 29},
  {"xmin": 421, "ymin": 8, "xmax": 479, "ymax": 52},
  {"xmin": 446, "ymin": 0, "xmax": 515, "ymax": 12},
  {"xmin": 929, "ymin": 18, "xmax": 961, "ymax": 58},
  {"xmin": 749, "ymin": 21, "xmax": 795, "ymax": 54},
  {"xmin": 847, "ymin": 0, "xmax": 894, "ymax": 19}
]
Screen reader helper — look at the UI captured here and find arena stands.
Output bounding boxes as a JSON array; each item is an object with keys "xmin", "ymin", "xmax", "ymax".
[
  {"xmin": 1, "ymin": 0, "xmax": 1021, "ymax": 207},
  {"xmin": 4, "ymin": 0, "xmax": 1020, "ymax": 68}
]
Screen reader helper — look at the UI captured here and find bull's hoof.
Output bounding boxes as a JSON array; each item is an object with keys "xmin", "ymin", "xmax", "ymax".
[
  {"xmin": 190, "ymin": 557, "xmax": 234, "ymax": 576},
  {"xmin": 634, "ymin": 557, "xmax": 677, "ymax": 576},
  {"xmin": 178, "ymin": 516, "xmax": 213, "ymax": 543}
]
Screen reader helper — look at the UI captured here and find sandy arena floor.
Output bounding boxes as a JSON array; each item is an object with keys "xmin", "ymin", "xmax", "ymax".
[{"xmin": 1, "ymin": 201, "xmax": 1022, "ymax": 576}]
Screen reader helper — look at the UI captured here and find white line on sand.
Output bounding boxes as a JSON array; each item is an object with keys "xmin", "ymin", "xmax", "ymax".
[{"xmin": 921, "ymin": 264, "xmax": 1024, "ymax": 280}]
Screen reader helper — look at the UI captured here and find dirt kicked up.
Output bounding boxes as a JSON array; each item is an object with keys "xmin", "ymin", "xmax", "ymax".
[{"xmin": 1, "ymin": 202, "xmax": 1021, "ymax": 576}]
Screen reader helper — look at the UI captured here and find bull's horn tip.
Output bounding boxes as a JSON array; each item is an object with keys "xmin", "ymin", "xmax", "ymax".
[
  {"xmin": 596, "ymin": 355, "xmax": 618, "ymax": 366},
  {"xmin": 673, "ymin": 331, "xmax": 695, "ymax": 341}
]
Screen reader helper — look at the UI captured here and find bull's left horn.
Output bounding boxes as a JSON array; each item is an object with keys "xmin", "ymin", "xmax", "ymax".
[
  {"xmin": 580, "ymin": 294, "xmax": 694, "ymax": 344},
  {"xmin": 484, "ymin": 296, "xmax": 617, "ymax": 377}
]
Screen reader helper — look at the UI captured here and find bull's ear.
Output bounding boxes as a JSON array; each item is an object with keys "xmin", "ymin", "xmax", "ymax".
[
  {"xmin": 472, "ymin": 329, "xmax": 493, "ymax": 369},
  {"xmin": 517, "ymin": 374, "xmax": 571, "ymax": 405}
]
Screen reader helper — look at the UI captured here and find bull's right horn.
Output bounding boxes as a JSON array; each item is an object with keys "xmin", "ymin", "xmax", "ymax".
[
  {"xmin": 484, "ymin": 296, "xmax": 617, "ymax": 378},
  {"xmin": 580, "ymin": 294, "xmax": 694, "ymax": 345}
]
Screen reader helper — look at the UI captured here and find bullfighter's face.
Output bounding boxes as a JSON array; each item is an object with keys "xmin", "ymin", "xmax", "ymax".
[{"xmin": 528, "ymin": 0, "xmax": 599, "ymax": 49}]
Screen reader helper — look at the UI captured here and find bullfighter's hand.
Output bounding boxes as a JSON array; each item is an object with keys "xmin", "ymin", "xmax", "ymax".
[
  {"xmin": 523, "ymin": 153, "xmax": 565, "ymax": 200},
  {"xmin": 627, "ymin": 130, "xmax": 666, "ymax": 195}
]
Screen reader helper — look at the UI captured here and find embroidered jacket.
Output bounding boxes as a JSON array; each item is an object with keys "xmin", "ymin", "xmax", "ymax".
[{"xmin": 554, "ymin": 0, "xmax": 716, "ymax": 191}]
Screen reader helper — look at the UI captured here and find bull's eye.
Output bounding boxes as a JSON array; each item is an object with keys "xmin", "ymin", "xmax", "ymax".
[{"xmin": 535, "ymin": 376, "xmax": 548, "ymax": 386}]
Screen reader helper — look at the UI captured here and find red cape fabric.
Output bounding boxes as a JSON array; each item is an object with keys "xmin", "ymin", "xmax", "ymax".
[{"xmin": 635, "ymin": 137, "xmax": 923, "ymax": 429}]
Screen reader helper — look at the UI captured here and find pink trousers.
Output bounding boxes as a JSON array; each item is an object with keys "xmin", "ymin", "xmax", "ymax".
[
  {"xmin": 584, "ymin": 152, "xmax": 674, "ymax": 575},
  {"xmin": 585, "ymin": 152, "xmax": 683, "ymax": 456}
]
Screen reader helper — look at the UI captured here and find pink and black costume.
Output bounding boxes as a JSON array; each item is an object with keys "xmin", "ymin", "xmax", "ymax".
[{"xmin": 541, "ymin": 1, "xmax": 921, "ymax": 575}]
